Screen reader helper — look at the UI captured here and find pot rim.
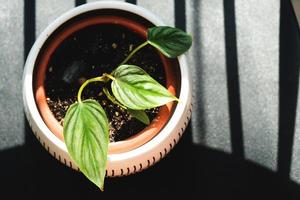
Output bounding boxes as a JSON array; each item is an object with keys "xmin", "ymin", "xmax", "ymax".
[{"xmin": 23, "ymin": 1, "xmax": 191, "ymax": 166}]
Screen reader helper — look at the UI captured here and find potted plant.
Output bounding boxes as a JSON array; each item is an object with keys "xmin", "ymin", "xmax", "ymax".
[{"xmin": 23, "ymin": 1, "xmax": 192, "ymax": 190}]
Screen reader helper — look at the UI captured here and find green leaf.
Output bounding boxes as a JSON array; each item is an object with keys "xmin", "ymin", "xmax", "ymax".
[
  {"xmin": 63, "ymin": 99, "xmax": 109, "ymax": 191},
  {"xmin": 128, "ymin": 109, "xmax": 150, "ymax": 125},
  {"xmin": 147, "ymin": 26, "xmax": 192, "ymax": 58},
  {"xmin": 111, "ymin": 65, "xmax": 177, "ymax": 110}
]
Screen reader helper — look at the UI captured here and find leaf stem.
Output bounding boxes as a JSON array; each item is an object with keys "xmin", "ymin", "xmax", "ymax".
[
  {"xmin": 77, "ymin": 76, "xmax": 106, "ymax": 103},
  {"xmin": 103, "ymin": 73, "xmax": 116, "ymax": 81},
  {"xmin": 120, "ymin": 41, "xmax": 149, "ymax": 65},
  {"xmin": 102, "ymin": 87, "xmax": 126, "ymax": 109}
]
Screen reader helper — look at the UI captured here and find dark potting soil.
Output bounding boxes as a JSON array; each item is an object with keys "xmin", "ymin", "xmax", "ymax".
[{"xmin": 45, "ymin": 24, "xmax": 166, "ymax": 142}]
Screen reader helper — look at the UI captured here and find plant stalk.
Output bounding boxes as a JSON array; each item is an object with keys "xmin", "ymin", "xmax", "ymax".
[
  {"xmin": 120, "ymin": 41, "xmax": 149, "ymax": 65},
  {"xmin": 102, "ymin": 87, "xmax": 126, "ymax": 109},
  {"xmin": 103, "ymin": 73, "xmax": 116, "ymax": 81},
  {"xmin": 77, "ymin": 76, "xmax": 106, "ymax": 103}
]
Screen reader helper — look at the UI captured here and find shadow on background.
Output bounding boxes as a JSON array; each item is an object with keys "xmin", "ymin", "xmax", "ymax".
[
  {"xmin": 75, "ymin": 0, "xmax": 86, "ymax": 7},
  {"xmin": 277, "ymin": 0, "xmax": 300, "ymax": 179},
  {"xmin": 1, "ymin": 0, "xmax": 300, "ymax": 199},
  {"xmin": 223, "ymin": 0, "xmax": 244, "ymax": 159},
  {"xmin": 1, "ymin": 132, "xmax": 300, "ymax": 199}
]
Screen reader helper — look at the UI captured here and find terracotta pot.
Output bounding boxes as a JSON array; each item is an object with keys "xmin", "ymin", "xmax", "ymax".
[
  {"xmin": 23, "ymin": 1, "xmax": 192, "ymax": 177},
  {"xmin": 34, "ymin": 15, "xmax": 177, "ymax": 154}
]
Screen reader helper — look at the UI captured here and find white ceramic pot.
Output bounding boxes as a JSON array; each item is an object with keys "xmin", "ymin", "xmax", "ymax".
[{"xmin": 22, "ymin": 1, "xmax": 192, "ymax": 177}]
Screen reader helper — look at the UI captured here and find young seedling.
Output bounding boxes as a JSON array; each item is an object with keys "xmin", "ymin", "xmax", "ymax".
[{"xmin": 63, "ymin": 26, "xmax": 192, "ymax": 190}]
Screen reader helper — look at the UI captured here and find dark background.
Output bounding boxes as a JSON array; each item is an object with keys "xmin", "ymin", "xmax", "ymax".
[{"xmin": 1, "ymin": 0, "xmax": 300, "ymax": 199}]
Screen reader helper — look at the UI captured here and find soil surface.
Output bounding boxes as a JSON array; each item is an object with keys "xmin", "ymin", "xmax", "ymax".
[{"xmin": 45, "ymin": 24, "xmax": 166, "ymax": 142}]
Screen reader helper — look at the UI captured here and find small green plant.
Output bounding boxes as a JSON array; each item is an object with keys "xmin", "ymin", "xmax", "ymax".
[{"xmin": 63, "ymin": 26, "xmax": 192, "ymax": 190}]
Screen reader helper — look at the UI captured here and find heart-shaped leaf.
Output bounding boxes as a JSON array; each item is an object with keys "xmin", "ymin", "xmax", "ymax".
[
  {"xmin": 111, "ymin": 65, "xmax": 177, "ymax": 110},
  {"xmin": 128, "ymin": 109, "xmax": 150, "ymax": 125},
  {"xmin": 63, "ymin": 99, "xmax": 109, "ymax": 191},
  {"xmin": 147, "ymin": 26, "xmax": 192, "ymax": 58}
]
